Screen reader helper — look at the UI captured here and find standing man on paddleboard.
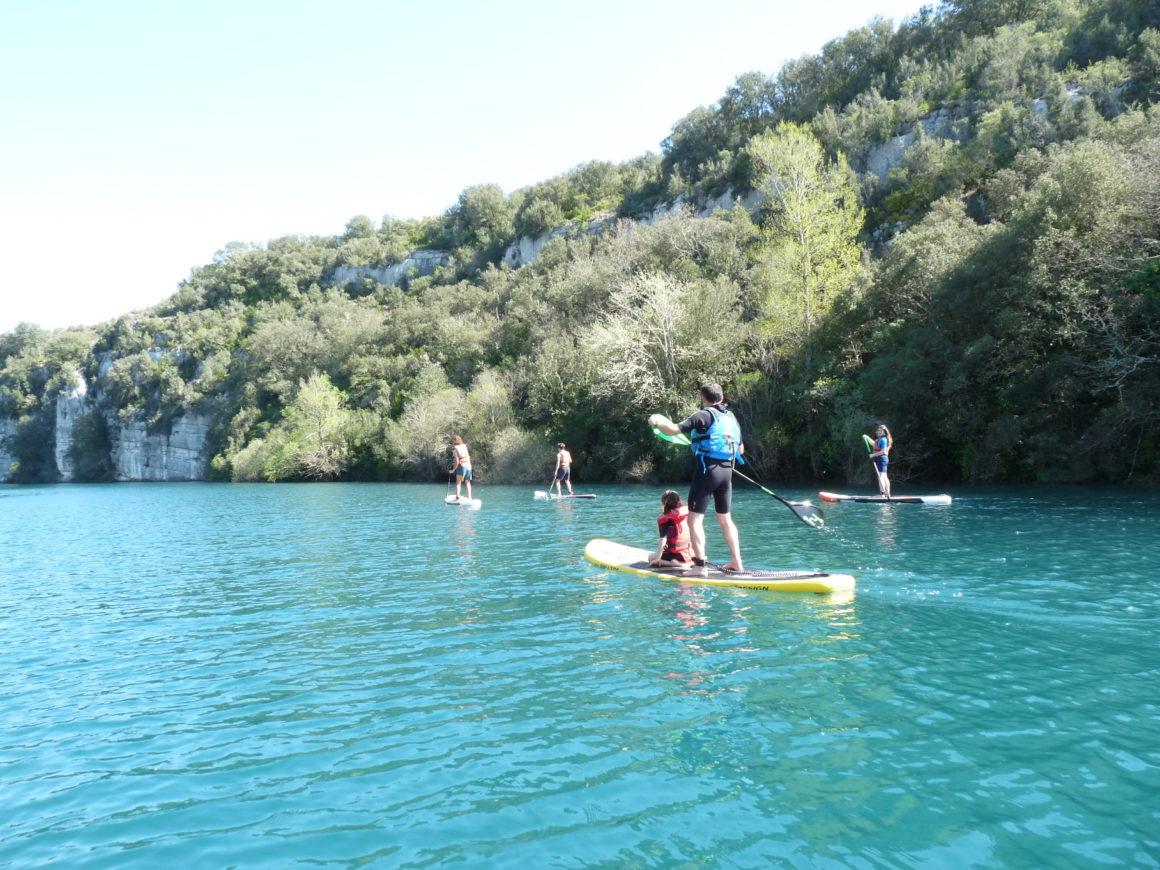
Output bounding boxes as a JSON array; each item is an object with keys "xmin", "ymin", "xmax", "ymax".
[
  {"xmin": 648, "ymin": 383, "xmax": 744, "ymax": 574},
  {"xmin": 552, "ymin": 443, "xmax": 574, "ymax": 496},
  {"xmin": 450, "ymin": 435, "xmax": 473, "ymax": 502}
]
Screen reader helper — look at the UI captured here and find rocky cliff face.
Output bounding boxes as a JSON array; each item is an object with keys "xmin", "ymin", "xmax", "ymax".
[
  {"xmin": 0, "ymin": 417, "xmax": 16, "ymax": 481},
  {"xmin": 0, "ymin": 368, "xmax": 212, "ymax": 484},
  {"xmin": 330, "ymin": 250, "xmax": 449, "ymax": 288},
  {"xmin": 863, "ymin": 108, "xmax": 958, "ymax": 182},
  {"xmin": 106, "ymin": 412, "xmax": 211, "ymax": 482},
  {"xmin": 53, "ymin": 375, "xmax": 88, "ymax": 481}
]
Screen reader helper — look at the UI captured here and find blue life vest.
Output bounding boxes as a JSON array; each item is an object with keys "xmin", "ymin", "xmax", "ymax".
[{"xmin": 690, "ymin": 406, "xmax": 743, "ymax": 462}]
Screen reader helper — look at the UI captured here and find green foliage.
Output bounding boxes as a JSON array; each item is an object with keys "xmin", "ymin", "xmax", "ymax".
[
  {"xmin": 70, "ymin": 412, "xmax": 114, "ymax": 482},
  {"xmin": 488, "ymin": 426, "xmax": 556, "ymax": 484},
  {"xmin": 450, "ymin": 183, "xmax": 516, "ymax": 259},
  {"xmin": 229, "ymin": 374, "xmax": 357, "ymax": 481},
  {"xmin": 383, "ymin": 386, "xmax": 465, "ymax": 481},
  {"xmin": 267, "ymin": 374, "xmax": 355, "ymax": 481},
  {"xmin": 104, "ymin": 351, "xmax": 194, "ymax": 430},
  {"xmin": 881, "ymin": 133, "xmax": 965, "ymax": 222},
  {"xmin": 6, "ymin": 412, "xmax": 56, "ymax": 483},
  {"xmin": 582, "ymin": 271, "xmax": 750, "ymax": 412},
  {"xmin": 0, "ymin": 326, "xmax": 97, "ymax": 417},
  {"xmin": 512, "ymin": 160, "xmax": 653, "ymax": 237},
  {"xmin": 747, "ymin": 123, "xmax": 865, "ymax": 383}
]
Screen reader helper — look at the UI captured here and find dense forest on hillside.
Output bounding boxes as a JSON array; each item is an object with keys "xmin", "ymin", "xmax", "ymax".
[{"xmin": 3, "ymin": 0, "xmax": 1159, "ymax": 485}]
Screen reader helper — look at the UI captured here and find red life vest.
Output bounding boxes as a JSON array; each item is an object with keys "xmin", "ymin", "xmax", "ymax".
[{"xmin": 657, "ymin": 505, "xmax": 691, "ymax": 554}]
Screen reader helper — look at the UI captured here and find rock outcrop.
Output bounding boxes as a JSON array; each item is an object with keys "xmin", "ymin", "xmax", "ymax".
[
  {"xmin": 53, "ymin": 374, "xmax": 89, "ymax": 482},
  {"xmin": 0, "ymin": 366, "xmax": 212, "ymax": 483},
  {"xmin": 0, "ymin": 417, "xmax": 16, "ymax": 480},
  {"xmin": 330, "ymin": 250, "xmax": 449, "ymax": 287},
  {"xmin": 863, "ymin": 108, "xmax": 958, "ymax": 182},
  {"xmin": 107, "ymin": 412, "xmax": 211, "ymax": 482}
]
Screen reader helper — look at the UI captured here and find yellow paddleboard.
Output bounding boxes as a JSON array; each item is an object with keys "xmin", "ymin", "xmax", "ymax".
[{"xmin": 583, "ymin": 538, "xmax": 855, "ymax": 594}]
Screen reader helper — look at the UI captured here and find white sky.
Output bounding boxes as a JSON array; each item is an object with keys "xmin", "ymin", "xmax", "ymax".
[{"xmin": 0, "ymin": 0, "xmax": 931, "ymax": 334}]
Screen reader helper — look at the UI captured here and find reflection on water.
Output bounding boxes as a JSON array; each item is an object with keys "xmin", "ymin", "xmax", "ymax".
[
  {"xmin": 873, "ymin": 502, "xmax": 899, "ymax": 549},
  {"xmin": 451, "ymin": 506, "xmax": 479, "ymax": 571}
]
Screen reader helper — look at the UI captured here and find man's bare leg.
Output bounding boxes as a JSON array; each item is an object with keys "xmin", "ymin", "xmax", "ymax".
[{"xmin": 717, "ymin": 511, "xmax": 742, "ymax": 571}]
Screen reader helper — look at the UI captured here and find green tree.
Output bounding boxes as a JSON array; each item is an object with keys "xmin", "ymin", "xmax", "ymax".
[
  {"xmin": 7, "ymin": 413, "xmax": 57, "ymax": 483},
  {"xmin": 582, "ymin": 271, "xmax": 748, "ymax": 411},
  {"xmin": 70, "ymin": 412, "xmax": 114, "ymax": 482},
  {"xmin": 747, "ymin": 122, "xmax": 865, "ymax": 474},
  {"xmin": 384, "ymin": 386, "xmax": 466, "ymax": 480},
  {"xmin": 267, "ymin": 373, "xmax": 354, "ymax": 481},
  {"xmin": 747, "ymin": 123, "xmax": 864, "ymax": 376},
  {"xmin": 451, "ymin": 183, "xmax": 515, "ymax": 256}
]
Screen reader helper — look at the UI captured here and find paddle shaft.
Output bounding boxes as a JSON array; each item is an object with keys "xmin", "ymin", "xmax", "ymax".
[
  {"xmin": 731, "ymin": 466, "xmax": 790, "ymax": 506},
  {"xmin": 730, "ymin": 467, "xmax": 824, "ymax": 528}
]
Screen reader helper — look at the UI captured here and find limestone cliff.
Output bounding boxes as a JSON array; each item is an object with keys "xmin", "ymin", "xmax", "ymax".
[
  {"xmin": 53, "ymin": 375, "xmax": 88, "ymax": 481},
  {"xmin": 330, "ymin": 250, "xmax": 449, "ymax": 288},
  {"xmin": 106, "ymin": 412, "xmax": 211, "ymax": 482},
  {"xmin": 0, "ymin": 367, "xmax": 211, "ymax": 484},
  {"xmin": 0, "ymin": 417, "xmax": 16, "ymax": 480}
]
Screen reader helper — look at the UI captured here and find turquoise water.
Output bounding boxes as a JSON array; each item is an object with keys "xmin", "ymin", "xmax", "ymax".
[{"xmin": 1, "ymin": 482, "xmax": 1157, "ymax": 869}]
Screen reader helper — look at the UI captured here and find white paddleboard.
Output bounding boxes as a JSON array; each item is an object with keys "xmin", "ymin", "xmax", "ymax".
[
  {"xmin": 819, "ymin": 491, "xmax": 952, "ymax": 505},
  {"xmin": 444, "ymin": 495, "xmax": 482, "ymax": 509}
]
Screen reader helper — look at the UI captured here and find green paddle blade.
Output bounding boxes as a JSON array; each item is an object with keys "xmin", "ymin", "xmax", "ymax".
[
  {"xmin": 789, "ymin": 502, "xmax": 825, "ymax": 529},
  {"xmin": 862, "ymin": 434, "xmax": 875, "ymax": 453},
  {"xmin": 651, "ymin": 414, "xmax": 691, "ymax": 446}
]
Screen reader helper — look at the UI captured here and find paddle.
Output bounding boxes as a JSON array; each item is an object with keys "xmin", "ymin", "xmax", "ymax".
[
  {"xmin": 652, "ymin": 424, "xmax": 692, "ymax": 447},
  {"xmin": 730, "ymin": 466, "xmax": 825, "ymax": 529},
  {"xmin": 649, "ymin": 415, "xmax": 824, "ymax": 529}
]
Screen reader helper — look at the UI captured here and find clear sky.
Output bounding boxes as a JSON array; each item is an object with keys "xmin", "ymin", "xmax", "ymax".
[{"xmin": 0, "ymin": 0, "xmax": 931, "ymax": 334}]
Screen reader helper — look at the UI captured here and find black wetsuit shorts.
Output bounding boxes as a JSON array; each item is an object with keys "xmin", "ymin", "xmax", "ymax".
[{"xmin": 688, "ymin": 459, "xmax": 733, "ymax": 515}]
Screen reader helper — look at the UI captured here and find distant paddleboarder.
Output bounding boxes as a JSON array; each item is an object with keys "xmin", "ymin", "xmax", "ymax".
[
  {"xmin": 552, "ymin": 442, "xmax": 573, "ymax": 496},
  {"xmin": 869, "ymin": 424, "xmax": 892, "ymax": 498},
  {"xmin": 449, "ymin": 435, "xmax": 473, "ymax": 502}
]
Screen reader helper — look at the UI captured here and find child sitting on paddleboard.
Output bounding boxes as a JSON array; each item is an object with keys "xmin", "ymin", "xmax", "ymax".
[{"xmin": 650, "ymin": 490, "xmax": 693, "ymax": 569}]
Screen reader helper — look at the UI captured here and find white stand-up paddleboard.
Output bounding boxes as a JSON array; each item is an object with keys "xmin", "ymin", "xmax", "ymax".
[
  {"xmin": 819, "ymin": 491, "xmax": 952, "ymax": 505},
  {"xmin": 534, "ymin": 491, "xmax": 597, "ymax": 500},
  {"xmin": 444, "ymin": 494, "xmax": 482, "ymax": 509},
  {"xmin": 584, "ymin": 539, "xmax": 854, "ymax": 594}
]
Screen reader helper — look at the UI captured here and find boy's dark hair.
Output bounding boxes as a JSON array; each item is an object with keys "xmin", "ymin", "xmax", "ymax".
[
  {"xmin": 700, "ymin": 383, "xmax": 724, "ymax": 404},
  {"xmin": 661, "ymin": 489, "xmax": 683, "ymax": 512}
]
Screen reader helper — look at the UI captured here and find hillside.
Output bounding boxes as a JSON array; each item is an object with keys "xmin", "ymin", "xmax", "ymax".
[{"xmin": 2, "ymin": 0, "xmax": 1158, "ymax": 485}]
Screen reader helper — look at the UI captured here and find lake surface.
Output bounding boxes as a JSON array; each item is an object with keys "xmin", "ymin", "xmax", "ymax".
[{"xmin": 1, "ymin": 482, "xmax": 1157, "ymax": 868}]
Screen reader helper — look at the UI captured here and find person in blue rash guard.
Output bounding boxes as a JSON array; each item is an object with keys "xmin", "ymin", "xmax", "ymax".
[
  {"xmin": 648, "ymin": 383, "xmax": 744, "ymax": 574},
  {"xmin": 869, "ymin": 424, "xmax": 892, "ymax": 498}
]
